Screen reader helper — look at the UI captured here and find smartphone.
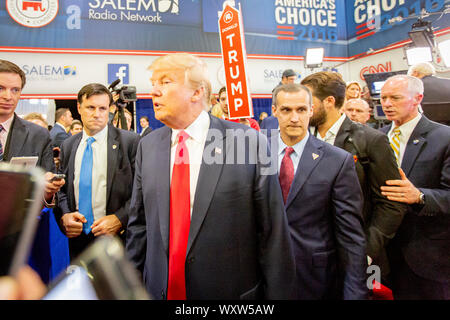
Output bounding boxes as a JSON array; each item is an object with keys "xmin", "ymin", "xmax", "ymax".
[
  {"xmin": 50, "ymin": 173, "xmax": 66, "ymax": 182},
  {"xmin": 0, "ymin": 163, "xmax": 46, "ymax": 276},
  {"xmin": 43, "ymin": 236, "xmax": 150, "ymax": 300}
]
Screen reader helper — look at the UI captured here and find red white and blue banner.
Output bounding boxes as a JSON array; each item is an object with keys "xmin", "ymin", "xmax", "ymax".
[{"xmin": 1, "ymin": 0, "xmax": 448, "ymax": 58}]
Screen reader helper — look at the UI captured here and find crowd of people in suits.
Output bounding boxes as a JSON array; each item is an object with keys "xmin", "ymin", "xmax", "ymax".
[{"xmin": 0, "ymin": 56, "xmax": 448, "ymax": 300}]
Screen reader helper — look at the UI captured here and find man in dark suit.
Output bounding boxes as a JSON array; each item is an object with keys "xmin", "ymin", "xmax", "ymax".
[
  {"xmin": 301, "ymin": 72, "xmax": 407, "ymax": 281},
  {"xmin": 49, "ymin": 108, "xmax": 72, "ymax": 148},
  {"xmin": 379, "ymin": 75, "xmax": 450, "ymax": 299},
  {"xmin": 126, "ymin": 53, "xmax": 296, "ymax": 300},
  {"xmin": 272, "ymin": 83, "xmax": 367, "ymax": 299},
  {"xmin": 408, "ymin": 62, "xmax": 450, "ymax": 104},
  {"xmin": 139, "ymin": 116, "xmax": 152, "ymax": 137},
  {"xmin": 0, "ymin": 59, "xmax": 63, "ymax": 204},
  {"xmin": 56, "ymin": 83, "xmax": 139, "ymax": 259}
]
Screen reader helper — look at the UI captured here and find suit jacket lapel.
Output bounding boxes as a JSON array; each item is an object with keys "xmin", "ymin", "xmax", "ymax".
[
  {"xmin": 285, "ymin": 136, "xmax": 323, "ymax": 209},
  {"xmin": 401, "ymin": 116, "xmax": 429, "ymax": 176},
  {"xmin": 106, "ymin": 125, "xmax": 119, "ymax": 206},
  {"xmin": 157, "ymin": 127, "xmax": 172, "ymax": 254},
  {"xmin": 334, "ymin": 116, "xmax": 352, "ymax": 149},
  {"xmin": 5, "ymin": 114, "xmax": 28, "ymax": 161},
  {"xmin": 68, "ymin": 134, "xmax": 82, "ymax": 211},
  {"xmin": 186, "ymin": 115, "xmax": 225, "ymax": 256}
]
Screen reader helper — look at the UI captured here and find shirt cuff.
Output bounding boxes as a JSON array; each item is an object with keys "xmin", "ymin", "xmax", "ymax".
[{"xmin": 43, "ymin": 195, "xmax": 56, "ymax": 208}]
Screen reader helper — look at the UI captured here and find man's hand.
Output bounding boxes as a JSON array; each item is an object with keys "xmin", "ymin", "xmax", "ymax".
[
  {"xmin": 44, "ymin": 172, "xmax": 65, "ymax": 202},
  {"xmin": 61, "ymin": 212, "xmax": 86, "ymax": 238},
  {"xmin": 91, "ymin": 215, "xmax": 122, "ymax": 237},
  {"xmin": 381, "ymin": 168, "xmax": 421, "ymax": 204},
  {"xmin": 0, "ymin": 266, "xmax": 46, "ymax": 300}
]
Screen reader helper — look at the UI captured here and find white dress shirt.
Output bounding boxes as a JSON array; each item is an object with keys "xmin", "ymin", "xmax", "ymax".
[
  {"xmin": 387, "ymin": 113, "xmax": 422, "ymax": 166},
  {"xmin": 74, "ymin": 126, "xmax": 108, "ymax": 221},
  {"xmin": 311, "ymin": 113, "xmax": 346, "ymax": 146},
  {"xmin": 170, "ymin": 111, "xmax": 210, "ymax": 219}
]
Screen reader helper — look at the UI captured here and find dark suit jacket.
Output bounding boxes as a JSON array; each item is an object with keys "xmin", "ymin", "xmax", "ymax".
[
  {"xmin": 260, "ymin": 116, "xmax": 279, "ymax": 140},
  {"xmin": 334, "ymin": 117, "xmax": 407, "ymax": 276},
  {"xmin": 421, "ymin": 75, "xmax": 450, "ymax": 103},
  {"xmin": 126, "ymin": 114, "xmax": 296, "ymax": 300},
  {"xmin": 56, "ymin": 124, "xmax": 139, "ymax": 256},
  {"xmin": 282, "ymin": 134, "xmax": 368, "ymax": 299},
  {"xmin": 49, "ymin": 123, "xmax": 71, "ymax": 148},
  {"xmin": 3, "ymin": 114, "xmax": 54, "ymax": 172},
  {"xmin": 140, "ymin": 126, "xmax": 152, "ymax": 137},
  {"xmin": 381, "ymin": 116, "xmax": 450, "ymax": 283}
]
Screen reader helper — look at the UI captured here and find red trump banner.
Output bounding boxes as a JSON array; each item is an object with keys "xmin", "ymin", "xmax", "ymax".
[{"xmin": 218, "ymin": 4, "xmax": 253, "ymax": 119}]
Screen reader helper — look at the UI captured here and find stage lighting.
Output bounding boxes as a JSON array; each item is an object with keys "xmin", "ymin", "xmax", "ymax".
[
  {"xmin": 408, "ymin": 19, "xmax": 435, "ymax": 48},
  {"xmin": 304, "ymin": 48, "xmax": 324, "ymax": 69},
  {"xmin": 405, "ymin": 46, "xmax": 433, "ymax": 66},
  {"xmin": 438, "ymin": 39, "xmax": 450, "ymax": 68}
]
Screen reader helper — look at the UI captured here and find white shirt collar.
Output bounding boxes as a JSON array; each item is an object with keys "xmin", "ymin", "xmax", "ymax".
[
  {"xmin": 81, "ymin": 125, "xmax": 108, "ymax": 144},
  {"xmin": 0, "ymin": 114, "xmax": 15, "ymax": 133},
  {"xmin": 55, "ymin": 122, "xmax": 66, "ymax": 130},
  {"xmin": 171, "ymin": 111, "xmax": 210, "ymax": 146},
  {"xmin": 388, "ymin": 113, "xmax": 422, "ymax": 139},
  {"xmin": 278, "ymin": 131, "xmax": 309, "ymax": 157},
  {"xmin": 327, "ymin": 113, "xmax": 347, "ymax": 138}
]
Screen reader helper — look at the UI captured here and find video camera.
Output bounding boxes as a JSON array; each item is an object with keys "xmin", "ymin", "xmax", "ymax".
[
  {"xmin": 108, "ymin": 79, "xmax": 137, "ymax": 130},
  {"xmin": 108, "ymin": 79, "xmax": 137, "ymax": 104}
]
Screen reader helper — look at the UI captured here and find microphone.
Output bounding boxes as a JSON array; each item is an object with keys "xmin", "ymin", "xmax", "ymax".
[
  {"xmin": 388, "ymin": 16, "xmax": 403, "ymax": 24},
  {"xmin": 108, "ymin": 79, "xmax": 121, "ymax": 90}
]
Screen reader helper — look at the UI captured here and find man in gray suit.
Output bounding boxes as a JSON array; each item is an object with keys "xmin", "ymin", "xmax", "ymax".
[
  {"xmin": 0, "ymin": 59, "xmax": 63, "ymax": 204},
  {"xmin": 126, "ymin": 53, "xmax": 296, "ymax": 300}
]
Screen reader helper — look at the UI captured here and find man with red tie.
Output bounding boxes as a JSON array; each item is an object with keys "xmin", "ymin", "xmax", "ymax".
[
  {"xmin": 272, "ymin": 83, "xmax": 368, "ymax": 299},
  {"xmin": 125, "ymin": 53, "xmax": 296, "ymax": 300}
]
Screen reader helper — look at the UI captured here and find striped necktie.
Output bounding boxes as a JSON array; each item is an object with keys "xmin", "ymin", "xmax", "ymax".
[
  {"xmin": 0, "ymin": 124, "xmax": 4, "ymax": 162},
  {"xmin": 390, "ymin": 127, "xmax": 401, "ymax": 166}
]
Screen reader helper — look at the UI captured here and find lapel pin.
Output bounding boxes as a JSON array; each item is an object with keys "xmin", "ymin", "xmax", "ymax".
[
  {"xmin": 413, "ymin": 139, "xmax": 419, "ymax": 145},
  {"xmin": 112, "ymin": 144, "xmax": 117, "ymax": 150},
  {"xmin": 215, "ymin": 147, "xmax": 222, "ymax": 154},
  {"xmin": 312, "ymin": 153, "xmax": 319, "ymax": 160}
]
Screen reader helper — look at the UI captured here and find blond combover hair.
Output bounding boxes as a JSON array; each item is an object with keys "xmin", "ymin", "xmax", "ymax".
[{"xmin": 148, "ymin": 53, "xmax": 211, "ymax": 107}]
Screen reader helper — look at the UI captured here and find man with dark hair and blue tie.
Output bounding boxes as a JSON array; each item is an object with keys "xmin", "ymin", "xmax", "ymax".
[
  {"xmin": 56, "ymin": 83, "xmax": 140, "ymax": 259},
  {"xmin": 272, "ymin": 83, "xmax": 368, "ymax": 299}
]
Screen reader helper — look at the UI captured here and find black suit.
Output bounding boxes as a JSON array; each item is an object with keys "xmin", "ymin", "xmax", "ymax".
[
  {"xmin": 333, "ymin": 116, "xmax": 407, "ymax": 277},
  {"xmin": 49, "ymin": 123, "xmax": 71, "ymax": 148},
  {"xmin": 56, "ymin": 124, "xmax": 139, "ymax": 259},
  {"xmin": 3, "ymin": 114, "xmax": 54, "ymax": 172},
  {"xmin": 140, "ymin": 126, "xmax": 152, "ymax": 137},
  {"xmin": 282, "ymin": 134, "xmax": 368, "ymax": 299},
  {"xmin": 381, "ymin": 116, "xmax": 450, "ymax": 299},
  {"xmin": 421, "ymin": 75, "xmax": 450, "ymax": 103},
  {"xmin": 126, "ymin": 114, "xmax": 296, "ymax": 300}
]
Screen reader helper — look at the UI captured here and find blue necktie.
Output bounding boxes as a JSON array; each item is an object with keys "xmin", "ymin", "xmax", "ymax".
[{"xmin": 79, "ymin": 137, "xmax": 95, "ymax": 234}]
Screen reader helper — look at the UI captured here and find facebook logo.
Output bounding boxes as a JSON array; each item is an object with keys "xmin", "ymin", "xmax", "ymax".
[{"xmin": 108, "ymin": 64, "xmax": 129, "ymax": 84}]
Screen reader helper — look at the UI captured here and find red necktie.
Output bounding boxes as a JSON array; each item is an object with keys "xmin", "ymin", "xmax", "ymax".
[
  {"xmin": 279, "ymin": 147, "xmax": 295, "ymax": 204},
  {"xmin": 168, "ymin": 130, "xmax": 190, "ymax": 300}
]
